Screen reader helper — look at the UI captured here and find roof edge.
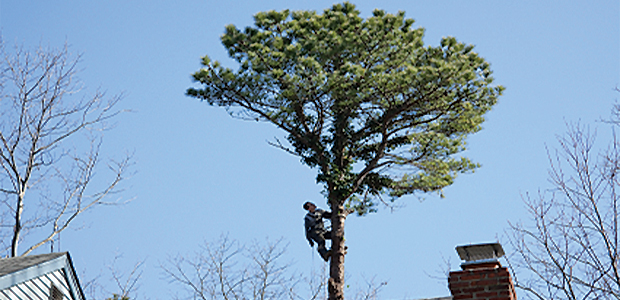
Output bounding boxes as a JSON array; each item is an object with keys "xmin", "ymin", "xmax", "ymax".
[{"xmin": 0, "ymin": 252, "xmax": 84, "ymax": 300}]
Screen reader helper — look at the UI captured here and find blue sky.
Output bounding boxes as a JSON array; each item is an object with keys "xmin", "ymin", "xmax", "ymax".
[{"xmin": 1, "ymin": 1, "xmax": 619, "ymax": 299}]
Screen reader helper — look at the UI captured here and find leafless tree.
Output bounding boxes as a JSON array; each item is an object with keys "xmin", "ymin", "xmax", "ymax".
[
  {"xmin": 107, "ymin": 255, "xmax": 145, "ymax": 300},
  {"xmin": 81, "ymin": 254, "xmax": 144, "ymax": 300},
  {"xmin": 0, "ymin": 41, "xmax": 131, "ymax": 257},
  {"xmin": 163, "ymin": 236, "xmax": 308, "ymax": 300},
  {"xmin": 163, "ymin": 235, "xmax": 388, "ymax": 300},
  {"xmin": 349, "ymin": 276, "xmax": 387, "ymax": 300},
  {"xmin": 507, "ymin": 117, "xmax": 620, "ymax": 299}
]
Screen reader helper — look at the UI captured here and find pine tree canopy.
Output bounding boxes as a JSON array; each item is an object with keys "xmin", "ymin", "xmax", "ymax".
[{"xmin": 188, "ymin": 2, "xmax": 503, "ymax": 214}]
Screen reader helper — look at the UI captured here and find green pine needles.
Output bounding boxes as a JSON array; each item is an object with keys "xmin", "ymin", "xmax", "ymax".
[{"xmin": 188, "ymin": 2, "xmax": 503, "ymax": 215}]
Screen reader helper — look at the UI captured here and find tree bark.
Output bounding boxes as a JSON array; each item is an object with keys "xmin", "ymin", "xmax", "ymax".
[
  {"xmin": 11, "ymin": 183, "xmax": 26, "ymax": 257},
  {"xmin": 11, "ymin": 191, "xmax": 24, "ymax": 257},
  {"xmin": 328, "ymin": 204, "xmax": 346, "ymax": 300}
]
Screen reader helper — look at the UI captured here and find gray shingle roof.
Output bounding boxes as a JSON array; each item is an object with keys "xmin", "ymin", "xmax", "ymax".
[{"xmin": 0, "ymin": 252, "xmax": 67, "ymax": 277}]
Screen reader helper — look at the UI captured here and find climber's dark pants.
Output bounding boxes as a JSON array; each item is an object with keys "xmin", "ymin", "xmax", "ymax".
[{"xmin": 309, "ymin": 230, "xmax": 331, "ymax": 258}]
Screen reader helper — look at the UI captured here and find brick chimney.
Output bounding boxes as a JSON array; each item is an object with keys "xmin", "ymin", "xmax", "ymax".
[{"xmin": 448, "ymin": 243, "xmax": 516, "ymax": 300}]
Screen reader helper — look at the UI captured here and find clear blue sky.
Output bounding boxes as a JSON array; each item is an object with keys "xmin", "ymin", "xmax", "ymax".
[{"xmin": 2, "ymin": 1, "xmax": 619, "ymax": 299}]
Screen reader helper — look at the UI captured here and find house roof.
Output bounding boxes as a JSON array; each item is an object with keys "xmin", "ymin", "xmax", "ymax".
[
  {"xmin": 0, "ymin": 252, "xmax": 84, "ymax": 300},
  {"xmin": 0, "ymin": 252, "xmax": 66, "ymax": 277}
]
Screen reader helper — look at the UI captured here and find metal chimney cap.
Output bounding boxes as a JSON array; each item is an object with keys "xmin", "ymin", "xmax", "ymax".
[{"xmin": 456, "ymin": 242, "xmax": 504, "ymax": 262}]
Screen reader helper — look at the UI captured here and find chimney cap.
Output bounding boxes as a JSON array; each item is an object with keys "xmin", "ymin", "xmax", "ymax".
[{"xmin": 456, "ymin": 242, "xmax": 504, "ymax": 262}]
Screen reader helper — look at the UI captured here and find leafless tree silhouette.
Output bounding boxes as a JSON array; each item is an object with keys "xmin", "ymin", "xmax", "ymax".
[
  {"xmin": 508, "ymin": 109, "xmax": 620, "ymax": 299},
  {"xmin": 0, "ymin": 41, "xmax": 131, "ymax": 257}
]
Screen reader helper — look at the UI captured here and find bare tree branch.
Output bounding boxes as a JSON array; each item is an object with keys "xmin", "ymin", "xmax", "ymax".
[
  {"xmin": 507, "ymin": 119, "xmax": 620, "ymax": 300},
  {"xmin": 0, "ymin": 40, "xmax": 131, "ymax": 257},
  {"xmin": 163, "ymin": 236, "xmax": 330, "ymax": 300}
]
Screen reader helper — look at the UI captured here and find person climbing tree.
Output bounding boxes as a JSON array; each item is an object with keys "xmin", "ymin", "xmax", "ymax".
[{"xmin": 303, "ymin": 202, "xmax": 332, "ymax": 261}]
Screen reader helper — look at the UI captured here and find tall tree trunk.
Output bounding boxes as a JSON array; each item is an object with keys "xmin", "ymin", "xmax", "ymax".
[
  {"xmin": 328, "ymin": 204, "xmax": 346, "ymax": 300},
  {"xmin": 328, "ymin": 108, "xmax": 349, "ymax": 300}
]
